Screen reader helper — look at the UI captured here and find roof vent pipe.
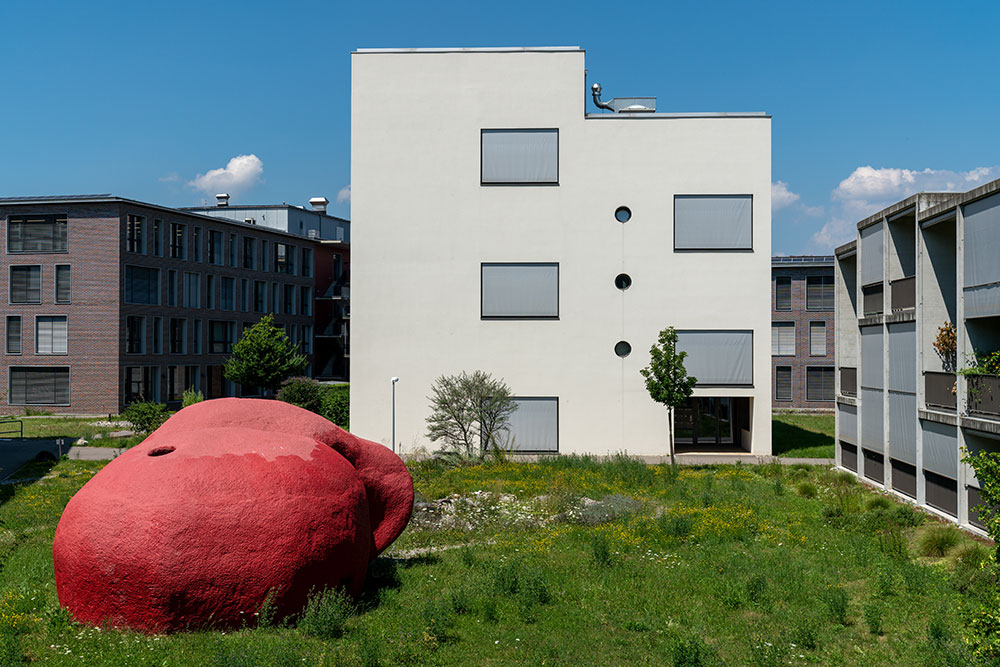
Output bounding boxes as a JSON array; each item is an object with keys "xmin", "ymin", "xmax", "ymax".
[
  {"xmin": 216, "ymin": 193, "xmax": 230, "ymax": 207},
  {"xmin": 309, "ymin": 196, "xmax": 329, "ymax": 213},
  {"xmin": 591, "ymin": 83, "xmax": 614, "ymax": 111}
]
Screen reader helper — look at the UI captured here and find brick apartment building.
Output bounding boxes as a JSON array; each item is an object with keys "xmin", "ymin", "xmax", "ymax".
[
  {"xmin": 772, "ymin": 256, "xmax": 836, "ymax": 410},
  {"xmin": 0, "ymin": 195, "xmax": 344, "ymax": 415}
]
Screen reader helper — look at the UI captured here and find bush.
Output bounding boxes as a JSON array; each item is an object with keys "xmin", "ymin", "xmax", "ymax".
[
  {"xmin": 182, "ymin": 388, "xmax": 204, "ymax": 407},
  {"xmin": 879, "ymin": 528, "xmax": 910, "ymax": 562},
  {"xmin": 661, "ymin": 514, "xmax": 694, "ymax": 540},
  {"xmin": 891, "ymin": 504, "xmax": 924, "ymax": 528},
  {"xmin": 121, "ymin": 401, "xmax": 169, "ymax": 434},
  {"xmin": 297, "ymin": 587, "xmax": 353, "ymax": 639},
  {"xmin": 790, "ymin": 613, "xmax": 821, "ymax": 650},
  {"xmin": 822, "ymin": 585, "xmax": 849, "ymax": 625},
  {"xmin": 591, "ymin": 533, "xmax": 614, "ymax": 568},
  {"xmin": 865, "ymin": 495, "xmax": 892, "ymax": 511},
  {"xmin": 796, "ymin": 482, "xmax": 818, "ymax": 499},
  {"xmin": 320, "ymin": 383, "xmax": 349, "ymax": 429},
  {"xmin": 863, "ymin": 600, "xmax": 884, "ymax": 635},
  {"xmin": 277, "ymin": 377, "xmax": 326, "ymax": 414},
  {"xmin": 917, "ymin": 525, "xmax": 962, "ymax": 557},
  {"xmin": 670, "ymin": 634, "xmax": 713, "ymax": 666}
]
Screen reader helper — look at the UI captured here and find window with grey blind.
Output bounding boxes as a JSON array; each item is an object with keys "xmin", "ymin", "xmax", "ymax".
[
  {"xmin": 674, "ymin": 195, "xmax": 752, "ymax": 250},
  {"xmin": 775, "ymin": 366, "xmax": 792, "ymax": 401},
  {"xmin": 481, "ymin": 263, "xmax": 559, "ymax": 319},
  {"xmin": 35, "ymin": 316, "xmax": 67, "ymax": 355},
  {"xmin": 806, "ymin": 275, "xmax": 834, "ymax": 310},
  {"xmin": 772, "ymin": 322, "xmax": 795, "ymax": 356},
  {"xmin": 860, "ymin": 221, "xmax": 884, "ymax": 286},
  {"xmin": 9, "ymin": 367, "xmax": 70, "ymax": 405},
  {"xmin": 481, "ymin": 129, "xmax": 559, "ymax": 185},
  {"xmin": 6, "ymin": 316, "xmax": 21, "ymax": 354},
  {"xmin": 809, "ymin": 321, "xmax": 827, "ymax": 356},
  {"xmin": 124, "ymin": 265, "xmax": 160, "ymax": 305},
  {"xmin": 10, "ymin": 266, "xmax": 41, "ymax": 303},
  {"xmin": 55, "ymin": 265, "xmax": 71, "ymax": 303},
  {"xmin": 127, "ymin": 214, "xmax": 144, "ymax": 254},
  {"xmin": 676, "ymin": 330, "xmax": 753, "ymax": 386},
  {"xmin": 7, "ymin": 214, "xmax": 68, "ymax": 253},
  {"xmin": 806, "ymin": 366, "xmax": 834, "ymax": 401},
  {"xmin": 221, "ymin": 277, "xmax": 235, "ymax": 311},
  {"xmin": 503, "ymin": 397, "xmax": 558, "ymax": 452},
  {"xmin": 775, "ymin": 276, "xmax": 791, "ymax": 311},
  {"xmin": 183, "ymin": 272, "xmax": 200, "ymax": 308},
  {"xmin": 126, "ymin": 316, "xmax": 145, "ymax": 354}
]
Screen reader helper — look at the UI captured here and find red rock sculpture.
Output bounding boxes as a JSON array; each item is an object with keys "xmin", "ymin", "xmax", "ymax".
[{"xmin": 52, "ymin": 398, "xmax": 413, "ymax": 633}]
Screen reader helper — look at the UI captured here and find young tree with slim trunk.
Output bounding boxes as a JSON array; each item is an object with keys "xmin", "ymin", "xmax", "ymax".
[
  {"xmin": 224, "ymin": 314, "xmax": 308, "ymax": 394},
  {"xmin": 640, "ymin": 327, "xmax": 698, "ymax": 466},
  {"xmin": 425, "ymin": 370, "xmax": 517, "ymax": 462}
]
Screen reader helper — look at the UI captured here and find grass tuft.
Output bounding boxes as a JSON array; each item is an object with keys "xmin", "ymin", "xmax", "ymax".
[{"xmin": 917, "ymin": 525, "xmax": 962, "ymax": 558}]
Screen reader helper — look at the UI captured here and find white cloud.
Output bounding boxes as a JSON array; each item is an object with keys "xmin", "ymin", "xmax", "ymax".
[
  {"xmin": 158, "ymin": 172, "xmax": 180, "ymax": 183},
  {"xmin": 188, "ymin": 154, "xmax": 263, "ymax": 197},
  {"xmin": 336, "ymin": 185, "xmax": 351, "ymax": 203},
  {"xmin": 808, "ymin": 165, "xmax": 998, "ymax": 252},
  {"xmin": 771, "ymin": 181, "xmax": 800, "ymax": 210}
]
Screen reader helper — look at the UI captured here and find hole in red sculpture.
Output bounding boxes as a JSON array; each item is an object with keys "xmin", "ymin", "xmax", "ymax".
[{"xmin": 148, "ymin": 446, "xmax": 176, "ymax": 457}]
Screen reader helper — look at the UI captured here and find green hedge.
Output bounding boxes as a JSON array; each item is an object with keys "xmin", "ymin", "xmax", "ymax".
[{"xmin": 277, "ymin": 377, "xmax": 349, "ymax": 430}]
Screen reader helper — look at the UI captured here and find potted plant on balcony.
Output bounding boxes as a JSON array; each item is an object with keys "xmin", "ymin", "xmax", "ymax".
[
  {"xmin": 960, "ymin": 349, "xmax": 1000, "ymax": 418},
  {"xmin": 933, "ymin": 322, "xmax": 957, "ymax": 372}
]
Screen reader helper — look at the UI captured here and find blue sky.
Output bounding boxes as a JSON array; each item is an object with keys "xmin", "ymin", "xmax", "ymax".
[{"xmin": 1, "ymin": 0, "xmax": 997, "ymax": 254}]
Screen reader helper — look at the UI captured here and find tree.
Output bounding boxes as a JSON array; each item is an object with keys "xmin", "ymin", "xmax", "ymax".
[
  {"xmin": 425, "ymin": 370, "xmax": 517, "ymax": 461},
  {"xmin": 224, "ymin": 314, "xmax": 307, "ymax": 394},
  {"xmin": 963, "ymin": 447, "xmax": 1000, "ymax": 560},
  {"xmin": 639, "ymin": 327, "xmax": 698, "ymax": 465}
]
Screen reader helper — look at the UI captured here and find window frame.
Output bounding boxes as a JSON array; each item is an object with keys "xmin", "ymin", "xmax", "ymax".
[
  {"xmin": 54, "ymin": 264, "xmax": 71, "ymax": 304},
  {"xmin": 35, "ymin": 315, "xmax": 68, "ymax": 356},
  {"xmin": 8, "ymin": 366, "xmax": 70, "ymax": 406},
  {"xmin": 672, "ymin": 194, "xmax": 754, "ymax": 252},
  {"xmin": 125, "ymin": 315, "xmax": 146, "ymax": 355},
  {"xmin": 6, "ymin": 214, "xmax": 68, "ymax": 254},
  {"xmin": 6, "ymin": 315, "xmax": 22, "ymax": 355},
  {"xmin": 9, "ymin": 265, "xmax": 42, "ymax": 304},
  {"xmin": 480, "ymin": 128, "xmax": 560, "ymax": 186},
  {"xmin": 123, "ymin": 265, "xmax": 160, "ymax": 306},
  {"xmin": 170, "ymin": 222, "xmax": 187, "ymax": 260},
  {"xmin": 805, "ymin": 275, "xmax": 835, "ymax": 311},
  {"xmin": 805, "ymin": 365, "xmax": 835, "ymax": 402},
  {"xmin": 480, "ymin": 262, "xmax": 560, "ymax": 320},
  {"xmin": 675, "ymin": 329, "xmax": 755, "ymax": 387},
  {"xmin": 809, "ymin": 320, "xmax": 827, "ymax": 357},
  {"xmin": 775, "ymin": 365, "xmax": 793, "ymax": 402},
  {"xmin": 126, "ymin": 214, "xmax": 145, "ymax": 254},
  {"xmin": 501, "ymin": 396, "xmax": 560, "ymax": 454},
  {"xmin": 774, "ymin": 275, "xmax": 791, "ymax": 311},
  {"xmin": 152, "ymin": 219, "xmax": 163, "ymax": 256},
  {"xmin": 771, "ymin": 321, "xmax": 796, "ymax": 357}
]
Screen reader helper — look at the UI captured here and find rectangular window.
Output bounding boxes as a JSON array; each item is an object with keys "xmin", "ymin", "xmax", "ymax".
[
  {"xmin": 192, "ymin": 319, "xmax": 202, "ymax": 354},
  {"xmin": 55, "ymin": 265, "xmax": 71, "ymax": 303},
  {"xmin": 167, "ymin": 366, "xmax": 183, "ymax": 401},
  {"xmin": 809, "ymin": 321, "xmax": 827, "ymax": 356},
  {"xmin": 152, "ymin": 219, "xmax": 162, "ymax": 256},
  {"xmin": 772, "ymin": 322, "xmax": 795, "ymax": 356},
  {"xmin": 302, "ymin": 324, "xmax": 312, "ymax": 355},
  {"xmin": 283, "ymin": 284, "xmax": 295, "ymax": 314},
  {"xmin": 35, "ymin": 316, "xmax": 67, "ymax": 355},
  {"xmin": 9, "ymin": 367, "xmax": 69, "ymax": 405},
  {"xmin": 170, "ymin": 318, "xmax": 186, "ymax": 354},
  {"xmin": 209, "ymin": 320, "xmax": 235, "ymax": 354},
  {"xmin": 481, "ymin": 129, "xmax": 559, "ymax": 185},
  {"xmin": 7, "ymin": 214, "xmax": 68, "ymax": 253},
  {"xmin": 229, "ymin": 233, "xmax": 237, "ymax": 267},
  {"xmin": 126, "ymin": 316, "xmax": 145, "ymax": 354},
  {"xmin": 271, "ymin": 283, "xmax": 279, "ymax": 314},
  {"xmin": 289, "ymin": 324, "xmax": 298, "ymax": 348},
  {"xmin": 675, "ymin": 330, "xmax": 754, "ymax": 386},
  {"xmin": 208, "ymin": 230, "xmax": 223, "ymax": 265},
  {"xmin": 193, "ymin": 228, "xmax": 202, "ymax": 262},
  {"xmin": 674, "ymin": 195, "xmax": 752, "ymax": 250},
  {"xmin": 183, "ymin": 272, "xmax": 201, "ymax": 308},
  {"xmin": 10, "ymin": 266, "xmax": 42, "ymax": 303},
  {"xmin": 124, "ymin": 366, "xmax": 158, "ymax": 404},
  {"xmin": 481, "ymin": 263, "xmax": 559, "ymax": 319},
  {"xmin": 127, "ymin": 214, "xmax": 145, "ymax": 254},
  {"xmin": 243, "ymin": 237, "xmax": 256, "ymax": 269},
  {"xmin": 806, "ymin": 275, "xmax": 834, "ymax": 311},
  {"xmin": 185, "ymin": 365, "xmax": 200, "ymax": 391},
  {"xmin": 775, "ymin": 366, "xmax": 792, "ymax": 401},
  {"xmin": 167, "ymin": 270, "xmax": 177, "ymax": 306},
  {"xmin": 775, "ymin": 276, "xmax": 791, "ymax": 311},
  {"xmin": 123, "ymin": 265, "xmax": 160, "ymax": 305},
  {"xmin": 206, "ymin": 275, "xmax": 215, "ymax": 309},
  {"xmin": 275, "ymin": 243, "xmax": 295, "ymax": 274},
  {"xmin": 170, "ymin": 223, "xmax": 186, "ymax": 259},
  {"xmin": 300, "ymin": 286, "xmax": 312, "ymax": 316},
  {"xmin": 240, "ymin": 279, "xmax": 249, "ymax": 312},
  {"xmin": 301, "ymin": 248, "xmax": 313, "ymax": 277},
  {"xmin": 6, "ymin": 316, "xmax": 21, "ymax": 354},
  {"xmin": 253, "ymin": 280, "xmax": 266, "ymax": 312},
  {"xmin": 504, "ymin": 397, "xmax": 559, "ymax": 452},
  {"xmin": 261, "ymin": 241, "xmax": 269, "ymax": 271},
  {"xmin": 221, "ymin": 277, "xmax": 235, "ymax": 311},
  {"xmin": 806, "ymin": 366, "xmax": 835, "ymax": 401},
  {"xmin": 152, "ymin": 317, "xmax": 162, "ymax": 354}
]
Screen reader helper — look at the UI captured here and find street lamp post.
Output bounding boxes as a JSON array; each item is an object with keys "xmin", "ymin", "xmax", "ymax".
[{"xmin": 391, "ymin": 377, "xmax": 399, "ymax": 453}]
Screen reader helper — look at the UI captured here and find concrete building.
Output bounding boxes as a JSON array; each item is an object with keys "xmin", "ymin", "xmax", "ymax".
[
  {"xmin": 835, "ymin": 178, "xmax": 1000, "ymax": 534},
  {"xmin": 0, "ymin": 195, "xmax": 328, "ymax": 414},
  {"xmin": 772, "ymin": 256, "xmax": 835, "ymax": 411},
  {"xmin": 184, "ymin": 194, "xmax": 350, "ymax": 242},
  {"xmin": 351, "ymin": 47, "xmax": 772, "ymax": 456}
]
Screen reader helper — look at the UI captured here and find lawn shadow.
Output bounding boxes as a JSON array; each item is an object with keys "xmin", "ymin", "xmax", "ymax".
[
  {"xmin": 0, "ymin": 456, "xmax": 58, "ymax": 507},
  {"xmin": 771, "ymin": 420, "xmax": 833, "ymax": 457},
  {"xmin": 356, "ymin": 554, "xmax": 439, "ymax": 611}
]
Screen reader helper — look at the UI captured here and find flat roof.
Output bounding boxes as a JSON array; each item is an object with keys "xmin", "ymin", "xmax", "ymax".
[
  {"xmin": 354, "ymin": 46, "xmax": 582, "ymax": 54},
  {"xmin": 587, "ymin": 112, "xmax": 769, "ymax": 119},
  {"xmin": 772, "ymin": 255, "xmax": 834, "ymax": 267},
  {"xmin": 182, "ymin": 204, "xmax": 350, "ymax": 224}
]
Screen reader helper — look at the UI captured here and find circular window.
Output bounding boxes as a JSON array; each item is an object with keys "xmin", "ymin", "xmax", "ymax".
[
  {"xmin": 615, "ymin": 341, "xmax": 632, "ymax": 358},
  {"xmin": 615, "ymin": 206, "xmax": 631, "ymax": 223},
  {"xmin": 614, "ymin": 273, "xmax": 632, "ymax": 290}
]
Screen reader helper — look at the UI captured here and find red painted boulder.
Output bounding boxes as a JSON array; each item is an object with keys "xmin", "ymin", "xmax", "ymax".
[{"xmin": 52, "ymin": 398, "xmax": 413, "ymax": 633}]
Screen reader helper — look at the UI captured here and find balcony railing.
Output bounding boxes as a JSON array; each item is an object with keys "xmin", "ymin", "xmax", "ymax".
[
  {"xmin": 890, "ymin": 276, "xmax": 916, "ymax": 311},
  {"xmin": 969, "ymin": 374, "xmax": 1000, "ymax": 419},
  {"xmin": 840, "ymin": 367, "xmax": 857, "ymax": 396},
  {"xmin": 862, "ymin": 283, "xmax": 884, "ymax": 317},
  {"xmin": 925, "ymin": 371, "xmax": 957, "ymax": 412}
]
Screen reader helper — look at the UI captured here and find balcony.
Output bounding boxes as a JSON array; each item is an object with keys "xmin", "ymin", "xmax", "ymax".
[
  {"xmin": 862, "ymin": 283, "xmax": 884, "ymax": 317},
  {"xmin": 925, "ymin": 372, "xmax": 957, "ymax": 412},
  {"xmin": 840, "ymin": 367, "xmax": 857, "ymax": 397},
  {"xmin": 890, "ymin": 276, "xmax": 916, "ymax": 311},
  {"xmin": 968, "ymin": 374, "xmax": 1000, "ymax": 419}
]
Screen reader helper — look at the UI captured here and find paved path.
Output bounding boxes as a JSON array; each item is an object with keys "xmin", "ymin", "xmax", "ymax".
[{"xmin": 66, "ymin": 446, "xmax": 126, "ymax": 461}]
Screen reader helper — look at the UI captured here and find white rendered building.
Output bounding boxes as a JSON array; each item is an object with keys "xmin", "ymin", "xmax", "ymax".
[{"xmin": 350, "ymin": 47, "xmax": 772, "ymax": 456}]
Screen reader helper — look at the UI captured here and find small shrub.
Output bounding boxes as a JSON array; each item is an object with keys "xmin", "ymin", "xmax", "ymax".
[
  {"xmin": 891, "ymin": 503, "xmax": 924, "ymax": 528},
  {"xmin": 121, "ymin": 401, "xmax": 169, "ymax": 434},
  {"xmin": 480, "ymin": 595, "xmax": 498, "ymax": 623},
  {"xmin": 917, "ymin": 524, "xmax": 962, "ymax": 558},
  {"xmin": 670, "ymin": 634, "xmax": 712, "ymax": 666},
  {"xmin": 823, "ymin": 585, "xmax": 849, "ymax": 626},
  {"xmin": 661, "ymin": 514, "xmax": 694, "ymax": 540},
  {"xmin": 928, "ymin": 613, "xmax": 950, "ymax": 647},
  {"xmin": 459, "ymin": 546, "xmax": 477, "ymax": 568},
  {"xmin": 591, "ymin": 532, "xmax": 613, "ymax": 568},
  {"xmin": 277, "ymin": 376, "xmax": 326, "ymax": 414},
  {"xmin": 789, "ymin": 467, "xmax": 809, "ymax": 481},
  {"xmin": 449, "ymin": 587, "xmax": 473, "ymax": 615},
  {"xmin": 865, "ymin": 495, "xmax": 892, "ymax": 511},
  {"xmin": 745, "ymin": 574, "xmax": 767, "ymax": 604},
  {"xmin": 863, "ymin": 600, "xmax": 884, "ymax": 635},
  {"xmin": 875, "ymin": 566, "xmax": 899, "ymax": 598},
  {"xmin": 790, "ymin": 613, "xmax": 821, "ymax": 650},
  {"xmin": 297, "ymin": 587, "xmax": 353, "ymax": 639},
  {"xmin": 518, "ymin": 568, "xmax": 552, "ymax": 607},
  {"xmin": 422, "ymin": 598, "xmax": 456, "ymax": 642},
  {"xmin": 796, "ymin": 482, "xmax": 818, "ymax": 499},
  {"xmin": 953, "ymin": 541, "xmax": 989, "ymax": 569},
  {"xmin": 321, "ymin": 383, "xmax": 350, "ymax": 429},
  {"xmin": 258, "ymin": 588, "xmax": 278, "ymax": 628},
  {"xmin": 773, "ymin": 478, "xmax": 784, "ymax": 496},
  {"xmin": 491, "ymin": 561, "xmax": 520, "ymax": 595},
  {"xmin": 879, "ymin": 528, "xmax": 910, "ymax": 562},
  {"xmin": 182, "ymin": 388, "xmax": 204, "ymax": 407}
]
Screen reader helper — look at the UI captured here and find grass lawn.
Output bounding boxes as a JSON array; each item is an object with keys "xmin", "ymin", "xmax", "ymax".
[
  {"xmin": 0, "ymin": 417, "xmax": 138, "ymax": 448},
  {"xmin": 1, "ymin": 454, "xmax": 995, "ymax": 665},
  {"xmin": 772, "ymin": 413, "xmax": 835, "ymax": 459}
]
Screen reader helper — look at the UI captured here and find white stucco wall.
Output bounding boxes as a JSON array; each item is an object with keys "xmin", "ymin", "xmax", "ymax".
[{"xmin": 350, "ymin": 48, "xmax": 772, "ymax": 456}]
